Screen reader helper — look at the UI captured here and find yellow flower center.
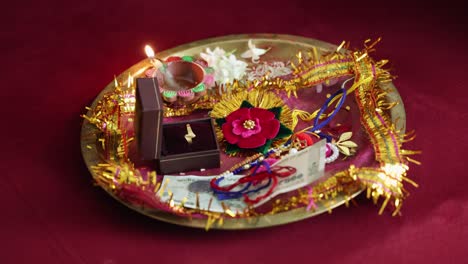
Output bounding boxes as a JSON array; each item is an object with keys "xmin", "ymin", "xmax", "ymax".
[{"xmin": 243, "ymin": 119, "xmax": 256, "ymax": 130}]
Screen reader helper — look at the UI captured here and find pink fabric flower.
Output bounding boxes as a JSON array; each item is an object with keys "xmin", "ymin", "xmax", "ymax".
[{"xmin": 221, "ymin": 107, "xmax": 280, "ymax": 149}]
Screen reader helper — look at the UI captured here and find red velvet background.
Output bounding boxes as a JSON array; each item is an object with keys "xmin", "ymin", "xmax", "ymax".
[{"xmin": 2, "ymin": 1, "xmax": 467, "ymax": 263}]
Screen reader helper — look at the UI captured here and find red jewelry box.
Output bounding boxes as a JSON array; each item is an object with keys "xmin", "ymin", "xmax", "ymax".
[{"xmin": 135, "ymin": 77, "xmax": 220, "ymax": 174}]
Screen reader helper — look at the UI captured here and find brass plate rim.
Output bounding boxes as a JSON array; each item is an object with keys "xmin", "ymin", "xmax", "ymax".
[{"xmin": 81, "ymin": 34, "xmax": 406, "ymax": 229}]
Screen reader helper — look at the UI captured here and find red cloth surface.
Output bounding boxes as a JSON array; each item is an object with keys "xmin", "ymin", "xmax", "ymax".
[{"xmin": 2, "ymin": 1, "xmax": 467, "ymax": 263}]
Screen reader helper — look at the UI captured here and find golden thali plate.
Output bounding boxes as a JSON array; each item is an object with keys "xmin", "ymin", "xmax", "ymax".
[{"xmin": 81, "ymin": 34, "xmax": 406, "ymax": 229}]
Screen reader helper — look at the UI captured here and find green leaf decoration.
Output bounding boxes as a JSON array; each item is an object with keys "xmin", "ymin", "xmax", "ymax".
[
  {"xmin": 275, "ymin": 123, "xmax": 293, "ymax": 139},
  {"xmin": 216, "ymin": 118, "xmax": 226, "ymax": 127},
  {"xmin": 253, "ymin": 140, "xmax": 273, "ymax": 154},
  {"xmin": 240, "ymin": 100, "xmax": 254, "ymax": 109},
  {"xmin": 268, "ymin": 107, "xmax": 282, "ymax": 120},
  {"xmin": 225, "ymin": 143, "xmax": 241, "ymax": 155}
]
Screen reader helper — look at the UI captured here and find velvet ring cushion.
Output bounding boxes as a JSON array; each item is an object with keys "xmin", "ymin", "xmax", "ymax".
[
  {"xmin": 161, "ymin": 120, "xmax": 217, "ymax": 155},
  {"xmin": 157, "ymin": 118, "xmax": 220, "ymax": 174}
]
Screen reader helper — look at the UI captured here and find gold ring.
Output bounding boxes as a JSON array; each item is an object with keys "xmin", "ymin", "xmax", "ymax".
[{"xmin": 185, "ymin": 124, "xmax": 196, "ymax": 144}]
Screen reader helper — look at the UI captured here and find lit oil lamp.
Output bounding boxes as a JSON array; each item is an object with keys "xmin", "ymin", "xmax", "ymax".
[{"xmin": 144, "ymin": 45, "xmax": 214, "ymax": 106}]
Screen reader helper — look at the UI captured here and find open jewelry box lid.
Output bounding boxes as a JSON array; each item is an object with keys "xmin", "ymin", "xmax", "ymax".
[
  {"xmin": 135, "ymin": 77, "xmax": 220, "ymax": 174},
  {"xmin": 134, "ymin": 77, "xmax": 164, "ymax": 160}
]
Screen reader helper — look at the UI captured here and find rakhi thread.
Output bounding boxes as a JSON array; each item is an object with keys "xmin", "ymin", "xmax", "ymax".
[
  {"xmin": 211, "ymin": 162, "xmax": 297, "ymax": 204},
  {"xmin": 304, "ymin": 77, "xmax": 353, "ymax": 142},
  {"xmin": 211, "ymin": 161, "xmax": 273, "ymax": 200}
]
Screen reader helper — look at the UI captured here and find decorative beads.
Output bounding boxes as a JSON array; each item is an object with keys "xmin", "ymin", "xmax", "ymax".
[
  {"xmin": 227, "ymin": 140, "xmax": 339, "ymax": 176},
  {"xmin": 228, "ymin": 143, "xmax": 298, "ymax": 174},
  {"xmin": 228, "ymin": 153, "xmax": 263, "ymax": 173},
  {"xmin": 289, "ymin": 148, "xmax": 298, "ymax": 154},
  {"xmin": 325, "ymin": 143, "xmax": 339, "ymax": 163}
]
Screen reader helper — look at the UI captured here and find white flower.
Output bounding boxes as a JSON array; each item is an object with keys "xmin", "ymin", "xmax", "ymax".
[
  {"xmin": 241, "ymin": 39, "xmax": 270, "ymax": 63},
  {"xmin": 200, "ymin": 47, "xmax": 226, "ymax": 68},
  {"xmin": 200, "ymin": 47, "xmax": 248, "ymax": 85}
]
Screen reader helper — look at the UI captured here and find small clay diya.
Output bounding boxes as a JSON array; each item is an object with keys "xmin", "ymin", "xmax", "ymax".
[{"xmin": 147, "ymin": 56, "xmax": 215, "ymax": 106}]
